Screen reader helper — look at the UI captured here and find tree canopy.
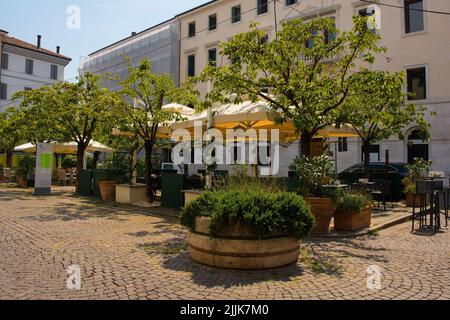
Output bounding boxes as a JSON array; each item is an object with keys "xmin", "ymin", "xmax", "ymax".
[{"xmin": 200, "ymin": 16, "xmax": 385, "ymax": 156}]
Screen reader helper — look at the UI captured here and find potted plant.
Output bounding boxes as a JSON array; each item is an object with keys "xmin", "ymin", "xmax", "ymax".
[
  {"xmin": 15, "ymin": 156, "xmax": 35, "ymax": 188},
  {"xmin": 402, "ymin": 158, "xmax": 431, "ymax": 207},
  {"xmin": 115, "ymin": 156, "xmax": 149, "ymax": 205},
  {"xmin": 289, "ymin": 155, "xmax": 337, "ymax": 235},
  {"xmin": 97, "ymin": 154, "xmax": 129, "ymax": 202},
  {"xmin": 181, "ymin": 188, "xmax": 314, "ymax": 270},
  {"xmin": 334, "ymin": 193, "xmax": 373, "ymax": 231}
]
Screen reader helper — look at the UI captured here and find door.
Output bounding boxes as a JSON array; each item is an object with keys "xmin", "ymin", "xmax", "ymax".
[{"xmin": 408, "ymin": 144, "xmax": 429, "ymax": 164}]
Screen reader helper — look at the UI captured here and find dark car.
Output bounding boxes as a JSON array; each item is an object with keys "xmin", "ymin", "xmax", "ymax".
[
  {"xmin": 338, "ymin": 162, "xmax": 408, "ymax": 180},
  {"xmin": 338, "ymin": 163, "xmax": 409, "ymax": 202}
]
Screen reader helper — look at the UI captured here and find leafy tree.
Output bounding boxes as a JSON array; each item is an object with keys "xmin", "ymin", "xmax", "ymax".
[
  {"xmin": 115, "ymin": 59, "xmax": 198, "ymax": 201},
  {"xmin": 0, "ymin": 108, "xmax": 23, "ymax": 167},
  {"xmin": 199, "ymin": 16, "xmax": 384, "ymax": 157},
  {"xmin": 14, "ymin": 73, "xmax": 119, "ymax": 173},
  {"xmin": 344, "ymin": 70, "xmax": 431, "ymax": 177}
]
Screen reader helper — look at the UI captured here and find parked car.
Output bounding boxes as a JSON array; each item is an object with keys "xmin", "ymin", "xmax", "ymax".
[
  {"xmin": 160, "ymin": 163, "xmax": 183, "ymax": 174},
  {"xmin": 338, "ymin": 163, "xmax": 408, "ymax": 202},
  {"xmin": 338, "ymin": 162, "xmax": 408, "ymax": 180}
]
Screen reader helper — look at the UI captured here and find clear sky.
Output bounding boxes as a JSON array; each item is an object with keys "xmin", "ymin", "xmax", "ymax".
[{"xmin": 0, "ymin": 0, "xmax": 208, "ymax": 80}]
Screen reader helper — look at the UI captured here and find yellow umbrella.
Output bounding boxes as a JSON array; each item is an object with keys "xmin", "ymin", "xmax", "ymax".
[{"xmin": 171, "ymin": 101, "xmax": 357, "ymax": 142}]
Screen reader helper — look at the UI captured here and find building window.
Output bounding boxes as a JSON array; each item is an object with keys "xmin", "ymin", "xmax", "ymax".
[
  {"xmin": 324, "ymin": 18, "xmax": 336, "ymax": 44},
  {"xmin": 405, "ymin": 0, "xmax": 424, "ymax": 33},
  {"xmin": 305, "ymin": 30, "xmax": 317, "ymax": 49},
  {"xmin": 257, "ymin": 0, "xmax": 269, "ymax": 15},
  {"xmin": 208, "ymin": 48, "xmax": 217, "ymax": 66},
  {"xmin": 231, "ymin": 5, "xmax": 241, "ymax": 23},
  {"xmin": 1, "ymin": 53, "xmax": 8, "ymax": 70},
  {"xmin": 338, "ymin": 138, "xmax": 348, "ymax": 152},
  {"xmin": 0, "ymin": 83, "xmax": 7, "ymax": 100},
  {"xmin": 407, "ymin": 67, "xmax": 426, "ymax": 100},
  {"xmin": 208, "ymin": 14, "xmax": 217, "ymax": 31},
  {"xmin": 260, "ymin": 34, "xmax": 269, "ymax": 44},
  {"xmin": 25, "ymin": 59, "xmax": 34, "ymax": 75},
  {"xmin": 286, "ymin": 0, "xmax": 297, "ymax": 6},
  {"xmin": 187, "ymin": 54, "xmax": 196, "ymax": 77},
  {"xmin": 50, "ymin": 64, "xmax": 58, "ymax": 80},
  {"xmin": 188, "ymin": 22, "xmax": 196, "ymax": 38}
]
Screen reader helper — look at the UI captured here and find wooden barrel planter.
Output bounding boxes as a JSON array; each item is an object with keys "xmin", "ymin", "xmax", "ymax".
[
  {"xmin": 305, "ymin": 197, "xmax": 335, "ymax": 235},
  {"xmin": 334, "ymin": 207, "xmax": 372, "ymax": 232},
  {"xmin": 187, "ymin": 217, "xmax": 300, "ymax": 270}
]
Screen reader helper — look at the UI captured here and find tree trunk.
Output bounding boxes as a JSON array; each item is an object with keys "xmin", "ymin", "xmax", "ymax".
[
  {"xmin": 144, "ymin": 140, "xmax": 155, "ymax": 202},
  {"xmin": 6, "ymin": 150, "xmax": 13, "ymax": 168},
  {"xmin": 362, "ymin": 140, "xmax": 371, "ymax": 179},
  {"xmin": 300, "ymin": 132, "xmax": 314, "ymax": 158},
  {"xmin": 76, "ymin": 145, "xmax": 87, "ymax": 174},
  {"xmin": 92, "ymin": 152, "xmax": 100, "ymax": 169},
  {"xmin": 55, "ymin": 154, "xmax": 60, "ymax": 169}
]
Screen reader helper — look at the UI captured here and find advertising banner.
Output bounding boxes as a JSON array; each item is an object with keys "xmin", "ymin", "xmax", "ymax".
[{"xmin": 34, "ymin": 143, "xmax": 53, "ymax": 195}]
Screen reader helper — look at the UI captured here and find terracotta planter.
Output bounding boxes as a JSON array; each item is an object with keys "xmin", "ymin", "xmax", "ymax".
[
  {"xmin": 406, "ymin": 192, "xmax": 423, "ymax": 207},
  {"xmin": 188, "ymin": 217, "xmax": 300, "ymax": 270},
  {"xmin": 334, "ymin": 207, "xmax": 372, "ymax": 232},
  {"xmin": 305, "ymin": 197, "xmax": 335, "ymax": 235},
  {"xmin": 98, "ymin": 181, "xmax": 117, "ymax": 202},
  {"xmin": 17, "ymin": 177, "xmax": 28, "ymax": 188}
]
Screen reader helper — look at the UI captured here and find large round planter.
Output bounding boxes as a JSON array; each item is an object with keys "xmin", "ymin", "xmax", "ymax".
[
  {"xmin": 305, "ymin": 197, "xmax": 335, "ymax": 235},
  {"xmin": 334, "ymin": 207, "xmax": 372, "ymax": 232},
  {"xmin": 188, "ymin": 217, "xmax": 300, "ymax": 270},
  {"xmin": 98, "ymin": 181, "xmax": 117, "ymax": 202}
]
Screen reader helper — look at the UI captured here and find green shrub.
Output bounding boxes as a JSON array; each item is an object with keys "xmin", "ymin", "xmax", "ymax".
[
  {"xmin": 335, "ymin": 193, "xmax": 372, "ymax": 214},
  {"xmin": 16, "ymin": 156, "xmax": 35, "ymax": 179},
  {"xmin": 181, "ymin": 189, "xmax": 315, "ymax": 239},
  {"xmin": 61, "ymin": 155, "xmax": 77, "ymax": 169},
  {"xmin": 289, "ymin": 155, "xmax": 336, "ymax": 197},
  {"xmin": 402, "ymin": 158, "xmax": 431, "ymax": 194}
]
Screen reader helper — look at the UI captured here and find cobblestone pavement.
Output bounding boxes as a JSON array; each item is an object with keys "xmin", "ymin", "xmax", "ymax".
[{"xmin": 0, "ymin": 187, "xmax": 449, "ymax": 300}]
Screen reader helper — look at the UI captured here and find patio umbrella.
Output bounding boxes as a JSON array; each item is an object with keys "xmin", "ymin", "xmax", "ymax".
[
  {"xmin": 171, "ymin": 100, "xmax": 358, "ymax": 142},
  {"xmin": 112, "ymin": 103, "xmax": 196, "ymax": 140},
  {"xmin": 14, "ymin": 141, "xmax": 115, "ymax": 154}
]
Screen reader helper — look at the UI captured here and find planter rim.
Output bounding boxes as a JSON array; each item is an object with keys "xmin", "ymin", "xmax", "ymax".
[{"xmin": 335, "ymin": 206, "xmax": 372, "ymax": 215}]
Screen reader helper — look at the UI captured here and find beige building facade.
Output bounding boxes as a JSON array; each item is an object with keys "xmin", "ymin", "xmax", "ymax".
[{"xmin": 176, "ymin": 0, "xmax": 450, "ymax": 176}]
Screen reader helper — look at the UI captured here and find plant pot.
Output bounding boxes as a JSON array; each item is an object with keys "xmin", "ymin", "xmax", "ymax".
[
  {"xmin": 115, "ymin": 184, "xmax": 148, "ymax": 204},
  {"xmin": 188, "ymin": 217, "xmax": 300, "ymax": 270},
  {"xmin": 406, "ymin": 192, "xmax": 422, "ymax": 207},
  {"xmin": 305, "ymin": 197, "xmax": 335, "ymax": 235},
  {"xmin": 182, "ymin": 190, "xmax": 204, "ymax": 206},
  {"xmin": 98, "ymin": 181, "xmax": 117, "ymax": 202},
  {"xmin": 17, "ymin": 177, "xmax": 28, "ymax": 188},
  {"xmin": 334, "ymin": 207, "xmax": 372, "ymax": 232}
]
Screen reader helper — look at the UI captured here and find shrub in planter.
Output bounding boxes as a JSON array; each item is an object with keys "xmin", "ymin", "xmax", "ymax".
[
  {"xmin": 16, "ymin": 156, "xmax": 35, "ymax": 188},
  {"xmin": 402, "ymin": 158, "xmax": 431, "ymax": 207},
  {"xmin": 289, "ymin": 155, "xmax": 337, "ymax": 235},
  {"xmin": 61, "ymin": 155, "xmax": 77, "ymax": 169},
  {"xmin": 181, "ymin": 189, "xmax": 315, "ymax": 269},
  {"xmin": 334, "ymin": 193, "xmax": 373, "ymax": 231}
]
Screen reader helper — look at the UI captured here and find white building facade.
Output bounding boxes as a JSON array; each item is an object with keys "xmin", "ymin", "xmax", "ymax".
[
  {"xmin": 176, "ymin": 0, "xmax": 450, "ymax": 176},
  {"xmin": 0, "ymin": 30, "xmax": 71, "ymax": 112}
]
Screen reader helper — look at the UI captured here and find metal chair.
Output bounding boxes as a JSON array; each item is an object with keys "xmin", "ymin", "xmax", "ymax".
[
  {"xmin": 57, "ymin": 169, "xmax": 68, "ymax": 186},
  {"xmin": 412, "ymin": 180, "xmax": 439, "ymax": 233},
  {"xmin": 431, "ymin": 180, "xmax": 447, "ymax": 228},
  {"xmin": 3, "ymin": 168, "xmax": 14, "ymax": 183},
  {"xmin": 371, "ymin": 180, "xmax": 393, "ymax": 211}
]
